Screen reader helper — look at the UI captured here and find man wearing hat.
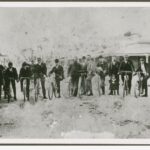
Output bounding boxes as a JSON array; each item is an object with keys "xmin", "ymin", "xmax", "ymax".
[
  {"xmin": 68, "ymin": 57, "xmax": 81, "ymax": 96},
  {"xmin": 86, "ymin": 55, "xmax": 96, "ymax": 96},
  {"xmin": 49, "ymin": 59, "xmax": 64, "ymax": 98},
  {"xmin": 78, "ymin": 56, "xmax": 87, "ymax": 95},
  {"xmin": 34, "ymin": 57, "xmax": 47, "ymax": 99},
  {"xmin": 5, "ymin": 62, "xmax": 19, "ymax": 100},
  {"xmin": 96, "ymin": 56, "xmax": 108, "ymax": 95},
  {"xmin": 119, "ymin": 55, "xmax": 134, "ymax": 94},
  {"xmin": 136, "ymin": 57, "xmax": 149, "ymax": 97},
  {"xmin": 19, "ymin": 62, "xmax": 32, "ymax": 100}
]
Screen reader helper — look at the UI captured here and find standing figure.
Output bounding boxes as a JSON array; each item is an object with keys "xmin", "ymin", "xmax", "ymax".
[
  {"xmin": 68, "ymin": 57, "xmax": 81, "ymax": 96},
  {"xmin": 136, "ymin": 57, "xmax": 149, "ymax": 97},
  {"xmin": 119, "ymin": 55, "xmax": 134, "ymax": 94},
  {"xmin": 86, "ymin": 55, "xmax": 96, "ymax": 96},
  {"xmin": 49, "ymin": 59, "xmax": 64, "ymax": 98},
  {"xmin": 96, "ymin": 56, "xmax": 108, "ymax": 95},
  {"xmin": 79, "ymin": 56, "xmax": 87, "ymax": 95},
  {"xmin": 108, "ymin": 56, "xmax": 120, "ymax": 95},
  {"xmin": 5, "ymin": 62, "xmax": 19, "ymax": 100},
  {"xmin": 34, "ymin": 58, "xmax": 47, "ymax": 99},
  {"xmin": 19, "ymin": 62, "xmax": 32, "ymax": 100}
]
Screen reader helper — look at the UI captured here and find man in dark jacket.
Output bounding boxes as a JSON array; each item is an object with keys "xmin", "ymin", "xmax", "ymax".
[
  {"xmin": 5, "ymin": 62, "xmax": 19, "ymax": 100},
  {"xmin": 119, "ymin": 55, "xmax": 134, "ymax": 94},
  {"xmin": 0, "ymin": 64, "xmax": 4, "ymax": 100},
  {"xmin": 108, "ymin": 56, "xmax": 120, "ymax": 95},
  {"xmin": 97, "ymin": 56, "xmax": 108, "ymax": 95},
  {"xmin": 34, "ymin": 58, "xmax": 47, "ymax": 99},
  {"xmin": 79, "ymin": 56, "xmax": 87, "ymax": 95},
  {"xmin": 68, "ymin": 57, "xmax": 81, "ymax": 96},
  {"xmin": 19, "ymin": 62, "xmax": 32, "ymax": 100},
  {"xmin": 136, "ymin": 57, "xmax": 149, "ymax": 97},
  {"xmin": 49, "ymin": 59, "xmax": 64, "ymax": 98}
]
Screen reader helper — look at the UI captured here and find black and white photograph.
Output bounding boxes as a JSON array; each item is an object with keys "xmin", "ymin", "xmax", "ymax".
[{"xmin": 1, "ymin": 2, "xmax": 150, "ymax": 144}]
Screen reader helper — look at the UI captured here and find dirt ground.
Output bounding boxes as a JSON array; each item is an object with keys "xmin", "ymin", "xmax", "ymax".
[{"xmin": 1, "ymin": 88, "xmax": 150, "ymax": 139}]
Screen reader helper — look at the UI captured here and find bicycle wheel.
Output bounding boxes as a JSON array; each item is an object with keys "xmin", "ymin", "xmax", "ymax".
[{"xmin": 48, "ymin": 83, "xmax": 53, "ymax": 100}]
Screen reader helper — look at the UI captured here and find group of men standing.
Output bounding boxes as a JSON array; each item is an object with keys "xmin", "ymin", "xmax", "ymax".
[
  {"xmin": 0, "ymin": 57, "xmax": 64, "ymax": 101},
  {"xmin": 67, "ymin": 55, "xmax": 150, "ymax": 97},
  {"xmin": 0, "ymin": 54, "xmax": 149, "ymax": 101}
]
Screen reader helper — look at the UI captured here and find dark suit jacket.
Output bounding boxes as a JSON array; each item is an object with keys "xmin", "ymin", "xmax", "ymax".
[
  {"xmin": 108, "ymin": 61, "xmax": 120, "ymax": 76},
  {"xmin": 68, "ymin": 62, "xmax": 81, "ymax": 78},
  {"xmin": 50, "ymin": 65, "xmax": 64, "ymax": 81},
  {"xmin": 5, "ymin": 67, "xmax": 18, "ymax": 81},
  {"xmin": 19, "ymin": 66, "xmax": 32, "ymax": 79},
  {"xmin": 119, "ymin": 60, "xmax": 134, "ymax": 72},
  {"xmin": 34, "ymin": 63, "xmax": 47, "ymax": 78}
]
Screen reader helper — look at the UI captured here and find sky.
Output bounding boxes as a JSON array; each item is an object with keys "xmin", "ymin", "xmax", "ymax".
[{"xmin": 0, "ymin": 7, "xmax": 150, "ymax": 60}]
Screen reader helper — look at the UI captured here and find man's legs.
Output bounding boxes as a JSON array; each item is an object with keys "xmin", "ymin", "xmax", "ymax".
[
  {"xmin": 128, "ymin": 75, "xmax": 132, "ymax": 94},
  {"xmin": 41, "ymin": 77, "xmax": 46, "ymax": 98},
  {"xmin": 142, "ymin": 77, "xmax": 148, "ymax": 97},
  {"xmin": 121, "ymin": 75, "xmax": 124, "ymax": 84},
  {"xmin": 56, "ymin": 79, "xmax": 61, "ymax": 97},
  {"xmin": 26, "ymin": 79, "xmax": 30, "ymax": 100},
  {"xmin": 5, "ymin": 79, "xmax": 10, "ymax": 98},
  {"xmin": 81, "ymin": 76, "xmax": 86, "ymax": 95},
  {"xmin": 73, "ymin": 77, "xmax": 79, "ymax": 97},
  {"xmin": 86, "ymin": 74, "xmax": 93, "ymax": 96},
  {"xmin": 116, "ymin": 75, "xmax": 119, "ymax": 95},
  {"xmin": 3, "ymin": 80, "xmax": 7, "ymax": 99},
  {"xmin": 101, "ymin": 77, "xmax": 105, "ymax": 95},
  {"xmin": 20, "ymin": 79, "xmax": 23, "ymax": 92}
]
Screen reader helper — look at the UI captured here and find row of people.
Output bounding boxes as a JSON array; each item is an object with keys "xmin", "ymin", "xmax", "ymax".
[
  {"xmin": 0, "ymin": 55, "xmax": 149, "ymax": 101},
  {"xmin": 68, "ymin": 55, "xmax": 149, "ymax": 97},
  {"xmin": 0, "ymin": 58, "xmax": 64, "ymax": 101}
]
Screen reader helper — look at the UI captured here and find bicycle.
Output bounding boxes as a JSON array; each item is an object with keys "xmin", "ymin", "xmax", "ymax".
[
  {"xmin": 119, "ymin": 71, "xmax": 132, "ymax": 98},
  {"xmin": 20, "ymin": 77, "xmax": 30, "ymax": 102},
  {"xmin": 47, "ymin": 74, "xmax": 58, "ymax": 100}
]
